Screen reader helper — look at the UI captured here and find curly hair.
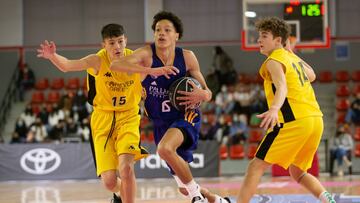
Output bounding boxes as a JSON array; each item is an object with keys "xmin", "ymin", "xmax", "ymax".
[
  {"xmin": 151, "ymin": 11, "xmax": 183, "ymax": 39},
  {"xmin": 255, "ymin": 17, "xmax": 290, "ymax": 46}
]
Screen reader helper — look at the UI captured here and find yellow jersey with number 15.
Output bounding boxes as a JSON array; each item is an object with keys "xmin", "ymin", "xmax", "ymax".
[
  {"xmin": 259, "ymin": 48, "xmax": 322, "ymax": 123},
  {"xmin": 86, "ymin": 48, "xmax": 142, "ymax": 112}
]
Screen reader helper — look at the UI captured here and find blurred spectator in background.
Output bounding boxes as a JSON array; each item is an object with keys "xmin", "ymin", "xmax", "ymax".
[
  {"xmin": 17, "ymin": 63, "xmax": 35, "ymax": 101},
  {"xmin": 27, "ymin": 117, "xmax": 47, "ymax": 142},
  {"xmin": 233, "ymin": 84, "xmax": 252, "ymax": 118},
  {"xmin": 329, "ymin": 124, "xmax": 354, "ymax": 176},
  {"xmin": 346, "ymin": 92, "xmax": 360, "ymax": 125},
  {"xmin": 38, "ymin": 104, "xmax": 49, "ymax": 125},
  {"xmin": 65, "ymin": 117, "xmax": 78, "ymax": 137},
  {"xmin": 228, "ymin": 114, "xmax": 248, "ymax": 145},
  {"xmin": 20, "ymin": 104, "xmax": 36, "ymax": 128},
  {"xmin": 199, "ymin": 116, "xmax": 212, "ymax": 141},
  {"xmin": 72, "ymin": 89, "xmax": 89, "ymax": 122},
  {"xmin": 215, "ymin": 115, "xmax": 231, "ymax": 146},
  {"xmin": 205, "ymin": 68, "xmax": 221, "ymax": 98},
  {"xmin": 212, "ymin": 46, "xmax": 237, "ymax": 86},
  {"xmin": 10, "ymin": 132, "xmax": 21, "ymax": 144},
  {"xmin": 215, "ymin": 85, "xmax": 236, "ymax": 116},
  {"xmin": 78, "ymin": 118, "xmax": 91, "ymax": 142},
  {"xmin": 14, "ymin": 117, "xmax": 28, "ymax": 142},
  {"xmin": 48, "ymin": 119, "xmax": 65, "ymax": 143}
]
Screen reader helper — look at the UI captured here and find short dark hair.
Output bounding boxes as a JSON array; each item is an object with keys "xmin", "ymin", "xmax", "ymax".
[
  {"xmin": 152, "ymin": 11, "xmax": 183, "ymax": 39},
  {"xmin": 101, "ymin": 23, "xmax": 125, "ymax": 40},
  {"xmin": 255, "ymin": 17, "xmax": 290, "ymax": 46}
]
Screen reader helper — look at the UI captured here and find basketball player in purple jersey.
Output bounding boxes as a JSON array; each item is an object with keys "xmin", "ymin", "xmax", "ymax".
[{"xmin": 111, "ymin": 11, "xmax": 230, "ymax": 203}]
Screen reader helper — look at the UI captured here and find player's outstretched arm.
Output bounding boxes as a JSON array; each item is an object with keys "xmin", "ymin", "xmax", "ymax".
[
  {"xmin": 110, "ymin": 46, "xmax": 179, "ymax": 79},
  {"xmin": 37, "ymin": 40, "xmax": 99, "ymax": 73}
]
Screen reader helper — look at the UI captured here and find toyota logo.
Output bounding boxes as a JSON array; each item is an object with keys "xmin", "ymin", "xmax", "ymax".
[{"xmin": 20, "ymin": 148, "xmax": 61, "ymax": 175}]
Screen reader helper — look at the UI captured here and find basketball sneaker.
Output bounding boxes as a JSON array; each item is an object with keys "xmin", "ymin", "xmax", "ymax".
[
  {"xmin": 191, "ymin": 196, "xmax": 208, "ymax": 203},
  {"xmin": 111, "ymin": 193, "xmax": 122, "ymax": 203},
  {"xmin": 319, "ymin": 191, "xmax": 336, "ymax": 203},
  {"xmin": 223, "ymin": 197, "xmax": 231, "ymax": 203}
]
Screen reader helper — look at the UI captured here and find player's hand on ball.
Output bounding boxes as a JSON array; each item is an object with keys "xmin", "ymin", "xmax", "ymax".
[
  {"xmin": 37, "ymin": 40, "xmax": 56, "ymax": 59},
  {"xmin": 177, "ymin": 80, "xmax": 203, "ymax": 109}
]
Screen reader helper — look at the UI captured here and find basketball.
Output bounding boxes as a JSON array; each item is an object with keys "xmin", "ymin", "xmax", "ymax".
[{"xmin": 168, "ymin": 77, "xmax": 202, "ymax": 112}]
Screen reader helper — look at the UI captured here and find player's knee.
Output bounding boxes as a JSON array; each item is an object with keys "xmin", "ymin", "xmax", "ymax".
[
  {"xmin": 102, "ymin": 176, "xmax": 117, "ymax": 191},
  {"xmin": 118, "ymin": 163, "xmax": 134, "ymax": 180},
  {"xmin": 157, "ymin": 145, "xmax": 174, "ymax": 159},
  {"xmin": 289, "ymin": 165, "xmax": 306, "ymax": 182}
]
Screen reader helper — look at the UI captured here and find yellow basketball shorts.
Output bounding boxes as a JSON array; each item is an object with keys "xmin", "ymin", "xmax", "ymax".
[
  {"xmin": 90, "ymin": 108, "xmax": 148, "ymax": 176},
  {"xmin": 255, "ymin": 116, "xmax": 323, "ymax": 171}
]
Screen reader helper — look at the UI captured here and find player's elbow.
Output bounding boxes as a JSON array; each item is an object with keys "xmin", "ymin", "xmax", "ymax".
[{"xmin": 308, "ymin": 74, "xmax": 316, "ymax": 82}]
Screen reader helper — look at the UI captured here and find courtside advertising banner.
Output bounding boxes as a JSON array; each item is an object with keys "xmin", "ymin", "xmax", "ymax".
[{"xmin": 0, "ymin": 141, "xmax": 219, "ymax": 181}]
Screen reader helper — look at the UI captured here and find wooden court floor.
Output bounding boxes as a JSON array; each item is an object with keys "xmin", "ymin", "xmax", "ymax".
[{"xmin": 0, "ymin": 175, "xmax": 359, "ymax": 203}]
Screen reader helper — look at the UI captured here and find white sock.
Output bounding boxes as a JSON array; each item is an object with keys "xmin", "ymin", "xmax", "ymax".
[
  {"xmin": 319, "ymin": 191, "xmax": 335, "ymax": 203},
  {"xmin": 185, "ymin": 179, "xmax": 203, "ymax": 199},
  {"xmin": 215, "ymin": 195, "xmax": 228, "ymax": 203}
]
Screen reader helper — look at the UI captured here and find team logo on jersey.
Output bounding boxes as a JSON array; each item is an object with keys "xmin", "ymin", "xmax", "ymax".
[
  {"xmin": 128, "ymin": 145, "xmax": 135, "ymax": 150},
  {"xmin": 104, "ymin": 72, "xmax": 112, "ymax": 77},
  {"xmin": 151, "ymin": 81, "xmax": 157, "ymax": 86},
  {"xmin": 148, "ymin": 86, "xmax": 168, "ymax": 98},
  {"xmin": 105, "ymin": 80, "xmax": 134, "ymax": 92}
]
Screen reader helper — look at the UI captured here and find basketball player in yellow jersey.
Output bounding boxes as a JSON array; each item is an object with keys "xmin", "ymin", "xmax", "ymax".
[
  {"xmin": 236, "ymin": 17, "xmax": 336, "ymax": 203},
  {"xmin": 37, "ymin": 24, "xmax": 178, "ymax": 203}
]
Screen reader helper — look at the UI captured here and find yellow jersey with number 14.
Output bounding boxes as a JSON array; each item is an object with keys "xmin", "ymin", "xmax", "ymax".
[
  {"xmin": 86, "ymin": 48, "xmax": 142, "ymax": 112},
  {"xmin": 259, "ymin": 48, "xmax": 322, "ymax": 123}
]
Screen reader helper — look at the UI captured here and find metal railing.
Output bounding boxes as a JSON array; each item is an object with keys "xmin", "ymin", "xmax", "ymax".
[{"xmin": 0, "ymin": 66, "xmax": 19, "ymax": 140}]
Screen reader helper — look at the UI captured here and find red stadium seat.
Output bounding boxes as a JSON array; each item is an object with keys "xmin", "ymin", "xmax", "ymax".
[
  {"xmin": 352, "ymin": 70, "xmax": 360, "ymax": 82},
  {"xmin": 248, "ymin": 129, "xmax": 263, "ymax": 143},
  {"xmin": 35, "ymin": 78, "xmax": 49, "ymax": 90},
  {"xmin": 229, "ymin": 144, "xmax": 245, "ymax": 159},
  {"xmin": 353, "ymin": 84, "xmax": 360, "ymax": 96},
  {"xmin": 147, "ymin": 132, "xmax": 154, "ymax": 142},
  {"xmin": 219, "ymin": 145, "xmax": 228, "ymax": 160},
  {"xmin": 336, "ymin": 70, "xmax": 350, "ymax": 82},
  {"xmin": 140, "ymin": 132, "xmax": 147, "ymax": 142},
  {"xmin": 336, "ymin": 84, "xmax": 350, "ymax": 97},
  {"xmin": 66, "ymin": 77, "xmax": 80, "ymax": 90},
  {"xmin": 31, "ymin": 91, "xmax": 45, "ymax": 104},
  {"xmin": 336, "ymin": 112, "xmax": 346, "ymax": 125},
  {"xmin": 336, "ymin": 98, "xmax": 350, "ymax": 111},
  {"xmin": 355, "ymin": 144, "xmax": 360, "ymax": 157},
  {"xmin": 247, "ymin": 144, "xmax": 258, "ymax": 159},
  {"xmin": 238, "ymin": 73, "xmax": 252, "ymax": 84},
  {"xmin": 47, "ymin": 91, "xmax": 60, "ymax": 103},
  {"xmin": 51, "ymin": 78, "xmax": 65, "ymax": 90},
  {"xmin": 354, "ymin": 127, "xmax": 360, "ymax": 141},
  {"xmin": 318, "ymin": 71, "xmax": 333, "ymax": 83},
  {"xmin": 31, "ymin": 104, "xmax": 40, "ymax": 115}
]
